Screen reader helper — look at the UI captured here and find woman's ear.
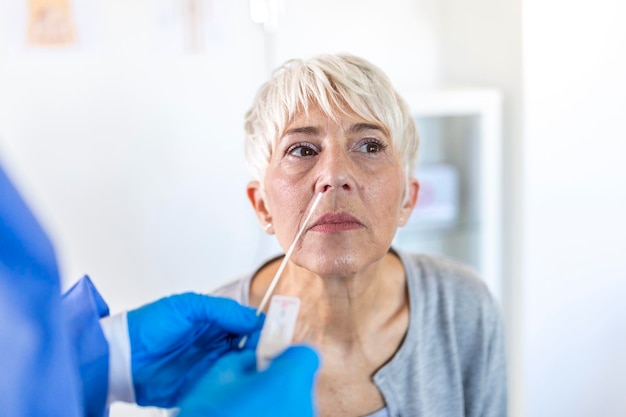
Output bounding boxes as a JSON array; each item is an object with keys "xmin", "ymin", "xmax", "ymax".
[
  {"xmin": 247, "ymin": 181, "xmax": 273, "ymax": 233},
  {"xmin": 398, "ymin": 178, "xmax": 419, "ymax": 227}
]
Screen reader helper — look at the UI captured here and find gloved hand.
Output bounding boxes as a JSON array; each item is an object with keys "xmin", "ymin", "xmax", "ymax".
[
  {"xmin": 177, "ymin": 345, "xmax": 320, "ymax": 417},
  {"xmin": 127, "ymin": 293, "xmax": 264, "ymax": 407}
]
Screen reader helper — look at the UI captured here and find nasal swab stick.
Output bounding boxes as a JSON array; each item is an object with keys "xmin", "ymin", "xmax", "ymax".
[{"xmin": 238, "ymin": 191, "xmax": 323, "ymax": 349}]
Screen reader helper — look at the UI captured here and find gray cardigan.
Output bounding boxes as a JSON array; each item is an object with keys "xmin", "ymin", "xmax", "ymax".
[{"xmin": 212, "ymin": 250, "xmax": 508, "ymax": 417}]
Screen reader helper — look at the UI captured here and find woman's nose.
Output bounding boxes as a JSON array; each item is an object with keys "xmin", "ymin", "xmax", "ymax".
[{"xmin": 315, "ymin": 147, "xmax": 355, "ymax": 194}]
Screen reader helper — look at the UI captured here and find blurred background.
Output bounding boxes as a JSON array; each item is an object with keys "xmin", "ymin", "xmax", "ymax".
[{"xmin": 1, "ymin": 1, "xmax": 625, "ymax": 416}]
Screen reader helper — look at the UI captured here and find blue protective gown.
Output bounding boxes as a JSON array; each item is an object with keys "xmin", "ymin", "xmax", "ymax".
[{"xmin": 0, "ymin": 164, "xmax": 109, "ymax": 417}]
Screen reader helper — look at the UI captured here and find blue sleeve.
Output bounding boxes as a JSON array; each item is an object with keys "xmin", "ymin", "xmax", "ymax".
[
  {"xmin": 62, "ymin": 275, "xmax": 111, "ymax": 417},
  {"xmin": 0, "ymin": 164, "xmax": 83, "ymax": 417}
]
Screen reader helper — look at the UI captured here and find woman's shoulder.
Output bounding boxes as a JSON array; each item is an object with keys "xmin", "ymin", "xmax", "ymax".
[
  {"xmin": 209, "ymin": 273, "xmax": 252, "ymax": 304},
  {"xmin": 210, "ymin": 254, "xmax": 284, "ymax": 305},
  {"xmin": 396, "ymin": 249, "xmax": 499, "ymax": 314},
  {"xmin": 396, "ymin": 250, "xmax": 505, "ymax": 362}
]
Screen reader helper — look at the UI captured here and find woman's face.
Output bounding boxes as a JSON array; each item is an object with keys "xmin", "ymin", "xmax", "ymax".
[{"xmin": 248, "ymin": 105, "xmax": 419, "ymax": 277}]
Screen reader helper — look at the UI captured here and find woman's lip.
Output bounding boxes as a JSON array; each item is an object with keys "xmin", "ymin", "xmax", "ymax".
[{"xmin": 310, "ymin": 212, "xmax": 363, "ymax": 230}]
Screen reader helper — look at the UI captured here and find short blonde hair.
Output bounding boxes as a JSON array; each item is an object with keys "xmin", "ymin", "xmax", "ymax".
[{"xmin": 244, "ymin": 53, "xmax": 419, "ymax": 184}]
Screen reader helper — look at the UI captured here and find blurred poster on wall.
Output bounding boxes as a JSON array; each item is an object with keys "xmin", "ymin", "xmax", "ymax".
[
  {"xmin": 183, "ymin": 0, "xmax": 205, "ymax": 53},
  {"xmin": 0, "ymin": 0, "xmax": 98, "ymax": 53},
  {"xmin": 27, "ymin": 0, "xmax": 77, "ymax": 46}
]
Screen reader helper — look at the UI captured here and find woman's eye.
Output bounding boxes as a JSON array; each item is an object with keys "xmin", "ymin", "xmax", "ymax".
[
  {"xmin": 357, "ymin": 140, "xmax": 386, "ymax": 153},
  {"xmin": 288, "ymin": 144, "xmax": 318, "ymax": 157}
]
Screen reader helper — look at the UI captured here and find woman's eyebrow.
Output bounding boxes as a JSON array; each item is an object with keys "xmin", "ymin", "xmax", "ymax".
[
  {"xmin": 283, "ymin": 126, "xmax": 319, "ymax": 137},
  {"xmin": 281, "ymin": 123, "xmax": 385, "ymax": 141},
  {"xmin": 349, "ymin": 123, "xmax": 385, "ymax": 134}
]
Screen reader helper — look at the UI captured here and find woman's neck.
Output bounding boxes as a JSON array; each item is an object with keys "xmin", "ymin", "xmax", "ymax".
[{"xmin": 250, "ymin": 251, "xmax": 408, "ymax": 348}]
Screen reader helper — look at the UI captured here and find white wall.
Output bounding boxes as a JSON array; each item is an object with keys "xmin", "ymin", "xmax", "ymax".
[
  {"xmin": 266, "ymin": 0, "xmax": 443, "ymax": 92},
  {"xmin": 523, "ymin": 1, "xmax": 626, "ymax": 416},
  {"xmin": 0, "ymin": 0, "xmax": 269, "ymax": 312}
]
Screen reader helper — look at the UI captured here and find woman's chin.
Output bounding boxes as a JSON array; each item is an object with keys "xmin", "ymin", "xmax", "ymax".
[{"xmin": 295, "ymin": 252, "xmax": 366, "ymax": 279}]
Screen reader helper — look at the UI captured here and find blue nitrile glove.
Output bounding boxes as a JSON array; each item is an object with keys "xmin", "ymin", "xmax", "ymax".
[
  {"xmin": 177, "ymin": 345, "xmax": 320, "ymax": 417},
  {"xmin": 127, "ymin": 293, "xmax": 264, "ymax": 407}
]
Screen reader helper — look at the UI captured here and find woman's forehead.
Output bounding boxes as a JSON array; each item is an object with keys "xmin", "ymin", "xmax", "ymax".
[{"xmin": 285, "ymin": 103, "xmax": 377, "ymax": 130}]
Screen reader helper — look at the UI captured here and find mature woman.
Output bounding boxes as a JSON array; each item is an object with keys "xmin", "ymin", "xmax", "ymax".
[{"xmin": 214, "ymin": 54, "xmax": 507, "ymax": 417}]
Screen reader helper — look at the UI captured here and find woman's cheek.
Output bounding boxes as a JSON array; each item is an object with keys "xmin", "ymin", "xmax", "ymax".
[{"xmin": 266, "ymin": 178, "xmax": 309, "ymax": 229}]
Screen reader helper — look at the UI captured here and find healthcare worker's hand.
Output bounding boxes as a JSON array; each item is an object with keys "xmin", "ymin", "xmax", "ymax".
[
  {"xmin": 177, "ymin": 345, "xmax": 320, "ymax": 417},
  {"xmin": 127, "ymin": 293, "xmax": 264, "ymax": 407}
]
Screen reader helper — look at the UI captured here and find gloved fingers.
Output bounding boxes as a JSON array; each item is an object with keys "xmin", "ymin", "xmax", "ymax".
[
  {"xmin": 231, "ymin": 326, "xmax": 263, "ymax": 350},
  {"xmin": 174, "ymin": 349, "xmax": 257, "ymax": 406},
  {"xmin": 176, "ymin": 350, "xmax": 263, "ymax": 416},
  {"xmin": 266, "ymin": 345, "xmax": 320, "ymax": 378},
  {"xmin": 128, "ymin": 295, "xmax": 265, "ymax": 409},
  {"xmin": 260, "ymin": 345, "xmax": 320, "ymax": 417},
  {"xmin": 177, "ymin": 348, "xmax": 318, "ymax": 417},
  {"xmin": 178, "ymin": 293, "xmax": 264, "ymax": 334},
  {"xmin": 211, "ymin": 349, "xmax": 258, "ymax": 375}
]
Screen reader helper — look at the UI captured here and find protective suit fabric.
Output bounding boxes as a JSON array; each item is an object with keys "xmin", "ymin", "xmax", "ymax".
[
  {"xmin": 62, "ymin": 275, "xmax": 111, "ymax": 417},
  {"xmin": 0, "ymin": 164, "xmax": 83, "ymax": 417}
]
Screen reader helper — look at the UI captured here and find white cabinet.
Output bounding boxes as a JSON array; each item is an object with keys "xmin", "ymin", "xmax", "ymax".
[{"xmin": 393, "ymin": 89, "xmax": 503, "ymax": 301}]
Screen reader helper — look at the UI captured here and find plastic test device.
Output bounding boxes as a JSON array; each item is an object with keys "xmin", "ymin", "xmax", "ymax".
[{"xmin": 256, "ymin": 295, "xmax": 301, "ymax": 371}]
